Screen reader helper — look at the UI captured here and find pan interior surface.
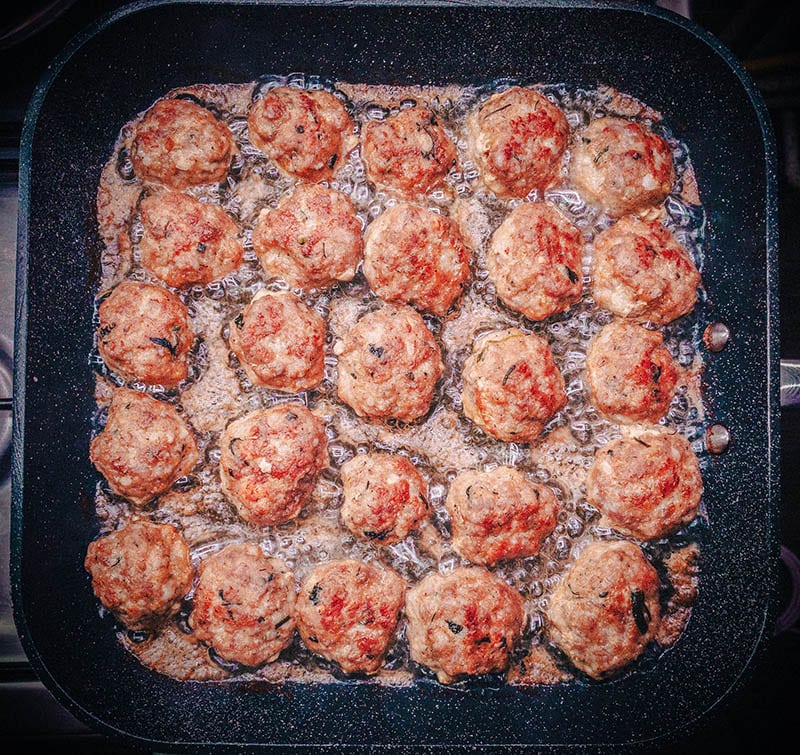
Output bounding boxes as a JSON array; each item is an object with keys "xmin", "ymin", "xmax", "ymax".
[{"xmin": 12, "ymin": 1, "xmax": 779, "ymax": 749}]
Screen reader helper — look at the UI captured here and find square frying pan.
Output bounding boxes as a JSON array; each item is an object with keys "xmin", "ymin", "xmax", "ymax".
[{"xmin": 11, "ymin": 0, "xmax": 780, "ymax": 750}]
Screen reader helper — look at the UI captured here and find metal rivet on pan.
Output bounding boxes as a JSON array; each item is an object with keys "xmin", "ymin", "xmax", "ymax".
[
  {"xmin": 703, "ymin": 322, "xmax": 730, "ymax": 352},
  {"xmin": 706, "ymin": 424, "xmax": 730, "ymax": 454}
]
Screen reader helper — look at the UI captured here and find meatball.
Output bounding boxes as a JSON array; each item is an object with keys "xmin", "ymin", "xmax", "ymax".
[
  {"xmin": 585, "ymin": 430, "xmax": 703, "ymax": 540},
  {"xmin": 295, "ymin": 559, "xmax": 405, "ymax": 675},
  {"xmin": 467, "ymin": 85, "xmax": 570, "ymax": 199},
  {"xmin": 585, "ymin": 320, "xmax": 680, "ymax": 424},
  {"xmin": 219, "ymin": 404, "xmax": 328, "ymax": 527},
  {"xmin": 339, "ymin": 453, "xmax": 429, "ymax": 545},
  {"xmin": 138, "ymin": 191, "xmax": 244, "ymax": 288},
  {"xmin": 84, "ymin": 520, "xmax": 193, "ymax": 632},
  {"xmin": 547, "ymin": 539, "xmax": 661, "ymax": 680},
  {"xmin": 445, "ymin": 466, "xmax": 558, "ymax": 565},
  {"xmin": 253, "ymin": 182, "xmax": 363, "ymax": 290},
  {"xmin": 335, "ymin": 303, "xmax": 444, "ymax": 423},
  {"xmin": 461, "ymin": 327, "xmax": 567, "ymax": 443},
  {"xmin": 487, "ymin": 201, "xmax": 584, "ymax": 321},
  {"xmin": 130, "ymin": 97, "xmax": 234, "ymax": 189},
  {"xmin": 570, "ymin": 116, "xmax": 675, "ymax": 217},
  {"xmin": 247, "ymin": 86, "xmax": 355, "ymax": 182},
  {"xmin": 228, "ymin": 289, "xmax": 326, "ymax": 392},
  {"xmin": 361, "ymin": 105, "xmax": 457, "ymax": 200},
  {"xmin": 90, "ymin": 387, "xmax": 199, "ymax": 506},
  {"xmin": 96, "ymin": 280, "xmax": 194, "ymax": 387},
  {"xmin": 363, "ymin": 202, "xmax": 471, "ymax": 316},
  {"xmin": 189, "ymin": 542, "xmax": 296, "ymax": 668},
  {"xmin": 405, "ymin": 566, "xmax": 525, "ymax": 684},
  {"xmin": 590, "ymin": 215, "xmax": 701, "ymax": 326}
]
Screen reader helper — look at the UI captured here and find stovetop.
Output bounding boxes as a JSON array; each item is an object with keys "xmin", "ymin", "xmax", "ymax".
[{"xmin": 1, "ymin": 1, "xmax": 799, "ymax": 752}]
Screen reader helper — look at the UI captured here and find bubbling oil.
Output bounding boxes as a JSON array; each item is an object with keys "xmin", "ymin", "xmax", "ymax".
[{"xmin": 91, "ymin": 74, "xmax": 709, "ymax": 685}]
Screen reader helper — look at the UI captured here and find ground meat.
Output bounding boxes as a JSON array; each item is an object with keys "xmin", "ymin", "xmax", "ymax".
[
  {"xmin": 404, "ymin": 566, "xmax": 525, "ymax": 684},
  {"xmin": 590, "ymin": 215, "xmax": 701, "ymax": 325},
  {"xmin": 219, "ymin": 404, "xmax": 328, "ymax": 527},
  {"xmin": 90, "ymin": 387, "xmax": 199, "ymax": 506},
  {"xmin": 361, "ymin": 105, "xmax": 457, "ymax": 200},
  {"xmin": 486, "ymin": 201, "xmax": 584, "ymax": 321},
  {"xmin": 84, "ymin": 519, "xmax": 194, "ymax": 631},
  {"xmin": 247, "ymin": 86, "xmax": 355, "ymax": 182},
  {"xmin": 461, "ymin": 327, "xmax": 567, "ymax": 442},
  {"xmin": 188, "ymin": 542, "xmax": 296, "ymax": 668},
  {"xmin": 585, "ymin": 430, "xmax": 703, "ymax": 540},
  {"xmin": 335, "ymin": 303, "xmax": 444, "ymax": 423},
  {"xmin": 227, "ymin": 289, "xmax": 326, "ymax": 392},
  {"xmin": 585, "ymin": 320, "xmax": 680, "ymax": 424},
  {"xmin": 252, "ymin": 182, "xmax": 363, "ymax": 289},
  {"xmin": 138, "ymin": 191, "xmax": 244, "ymax": 288},
  {"xmin": 130, "ymin": 97, "xmax": 235, "ymax": 189},
  {"xmin": 339, "ymin": 452, "xmax": 430, "ymax": 545},
  {"xmin": 467, "ymin": 86, "xmax": 570, "ymax": 199},
  {"xmin": 363, "ymin": 202, "xmax": 471, "ymax": 316},
  {"xmin": 569, "ymin": 116, "xmax": 675, "ymax": 217},
  {"xmin": 295, "ymin": 559, "xmax": 405, "ymax": 675},
  {"xmin": 547, "ymin": 539, "xmax": 662, "ymax": 680},
  {"xmin": 445, "ymin": 465, "xmax": 558, "ymax": 565},
  {"xmin": 96, "ymin": 279, "xmax": 194, "ymax": 387}
]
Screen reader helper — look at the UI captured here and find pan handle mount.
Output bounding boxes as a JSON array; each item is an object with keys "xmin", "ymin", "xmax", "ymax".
[{"xmin": 781, "ymin": 360, "xmax": 800, "ymax": 407}]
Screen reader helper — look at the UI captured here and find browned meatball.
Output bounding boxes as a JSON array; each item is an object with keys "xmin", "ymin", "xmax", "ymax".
[
  {"xmin": 547, "ymin": 539, "xmax": 661, "ymax": 679},
  {"xmin": 96, "ymin": 280, "xmax": 194, "ymax": 387},
  {"xmin": 467, "ymin": 86, "xmax": 570, "ymax": 198},
  {"xmin": 339, "ymin": 453, "xmax": 429, "ymax": 545},
  {"xmin": 247, "ymin": 86, "xmax": 355, "ymax": 182},
  {"xmin": 461, "ymin": 327, "xmax": 567, "ymax": 443},
  {"xmin": 590, "ymin": 216, "xmax": 701, "ymax": 325},
  {"xmin": 90, "ymin": 387, "xmax": 199, "ymax": 506},
  {"xmin": 445, "ymin": 466, "xmax": 558, "ymax": 565},
  {"xmin": 585, "ymin": 431, "xmax": 703, "ymax": 540},
  {"xmin": 295, "ymin": 559, "xmax": 405, "ymax": 675},
  {"xmin": 361, "ymin": 105, "xmax": 457, "ymax": 200},
  {"xmin": 569, "ymin": 116, "xmax": 675, "ymax": 217},
  {"xmin": 189, "ymin": 542, "xmax": 296, "ymax": 668},
  {"xmin": 585, "ymin": 320, "xmax": 680, "ymax": 424},
  {"xmin": 138, "ymin": 191, "xmax": 244, "ymax": 288},
  {"xmin": 219, "ymin": 404, "xmax": 328, "ymax": 527},
  {"xmin": 84, "ymin": 520, "xmax": 194, "ymax": 631},
  {"xmin": 335, "ymin": 303, "xmax": 444, "ymax": 423},
  {"xmin": 487, "ymin": 201, "xmax": 584, "ymax": 321},
  {"xmin": 253, "ymin": 182, "xmax": 363, "ymax": 290},
  {"xmin": 405, "ymin": 566, "xmax": 525, "ymax": 684},
  {"xmin": 227, "ymin": 290, "xmax": 326, "ymax": 392},
  {"xmin": 363, "ymin": 202, "xmax": 471, "ymax": 316},
  {"xmin": 130, "ymin": 98, "xmax": 234, "ymax": 189}
]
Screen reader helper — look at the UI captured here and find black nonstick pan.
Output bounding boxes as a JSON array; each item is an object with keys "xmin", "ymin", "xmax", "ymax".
[{"xmin": 11, "ymin": 0, "xmax": 780, "ymax": 751}]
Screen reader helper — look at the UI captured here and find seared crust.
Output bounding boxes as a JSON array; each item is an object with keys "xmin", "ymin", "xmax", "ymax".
[
  {"xmin": 138, "ymin": 191, "xmax": 244, "ymax": 288},
  {"xmin": 219, "ymin": 404, "xmax": 328, "ymax": 527},
  {"xmin": 84, "ymin": 520, "xmax": 194, "ymax": 632},
  {"xmin": 445, "ymin": 466, "xmax": 558, "ymax": 565},
  {"xmin": 487, "ymin": 201, "xmax": 584, "ymax": 321},
  {"xmin": 90, "ymin": 387, "xmax": 199, "ymax": 506},
  {"xmin": 547, "ymin": 540, "xmax": 661, "ymax": 679},
  {"xmin": 96, "ymin": 280, "xmax": 194, "ymax": 387},
  {"xmin": 295, "ymin": 559, "xmax": 406, "ymax": 675},
  {"xmin": 585, "ymin": 430, "xmax": 703, "ymax": 540},
  {"xmin": 361, "ymin": 105, "xmax": 457, "ymax": 200},
  {"xmin": 189, "ymin": 542, "xmax": 296, "ymax": 668},
  {"xmin": 405, "ymin": 566, "xmax": 525, "ymax": 684},
  {"xmin": 228, "ymin": 289, "xmax": 326, "ymax": 392},
  {"xmin": 131, "ymin": 98, "xmax": 234, "ymax": 189},
  {"xmin": 467, "ymin": 86, "xmax": 569, "ymax": 198},
  {"xmin": 585, "ymin": 320, "xmax": 680, "ymax": 424},
  {"xmin": 461, "ymin": 327, "xmax": 567, "ymax": 442}
]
